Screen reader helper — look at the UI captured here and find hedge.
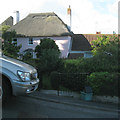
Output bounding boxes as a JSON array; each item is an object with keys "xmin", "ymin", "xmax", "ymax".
[
  {"xmin": 87, "ymin": 72, "xmax": 120, "ymax": 97},
  {"xmin": 63, "ymin": 57, "xmax": 118, "ymax": 73}
]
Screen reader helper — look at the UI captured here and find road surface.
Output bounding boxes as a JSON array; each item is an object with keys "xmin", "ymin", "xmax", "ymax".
[{"xmin": 2, "ymin": 96, "xmax": 119, "ymax": 119}]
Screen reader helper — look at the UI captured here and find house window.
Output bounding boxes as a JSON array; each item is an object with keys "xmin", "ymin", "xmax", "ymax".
[
  {"xmin": 12, "ymin": 38, "xmax": 17, "ymax": 46},
  {"xmin": 29, "ymin": 38, "xmax": 33, "ymax": 45}
]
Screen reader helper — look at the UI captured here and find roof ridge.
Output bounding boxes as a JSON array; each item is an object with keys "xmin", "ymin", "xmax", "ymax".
[
  {"xmin": 28, "ymin": 12, "xmax": 56, "ymax": 16},
  {"xmin": 74, "ymin": 34, "xmax": 118, "ymax": 35}
]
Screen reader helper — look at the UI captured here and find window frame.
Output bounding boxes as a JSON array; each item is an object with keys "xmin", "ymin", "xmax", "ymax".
[
  {"xmin": 28, "ymin": 38, "xmax": 33, "ymax": 45},
  {"xmin": 12, "ymin": 38, "xmax": 17, "ymax": 46}
]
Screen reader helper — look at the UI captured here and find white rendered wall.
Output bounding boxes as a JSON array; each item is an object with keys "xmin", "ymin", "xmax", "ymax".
[{"xmin": 17, "ymin": 36, "xmax": 71, "ymax": 58}]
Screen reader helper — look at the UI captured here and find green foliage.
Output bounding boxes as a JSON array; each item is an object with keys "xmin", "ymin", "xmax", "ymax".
[
  {"xmin": 38, "ymin": 49, "xmax": 61, "ymax": 72},
  {"xmin": 2, "ymin": 43, "xmax": 21, "ymax": 58},
  {"xmin": 22, "ymin": 51, "xmax": 33, "ymax": 62},
  {"xmin": 35, "ymin": 38, "xmax": 60, "ymax": 58},
  {"xmin": 87, "ymin": 72, "xmax": 119, "ymax": 96},
  {"xmin": 1, "ymin": 25, "xmax": 11, "ymax": 33},
  {"xmin": 61, "ymin": 35, "xmax": 119, "ymax": 73},
  {"xmin": 52, "ymin": 35, "xmax": 119, "ymax": 95},
  {"xmin": 91, "ymin": 35, "xmax": 119, "ymax": 72},
  {"xmin": 2, "ymin": 30, "xmax": 21, "ymax": 59},
  {"xmin": 91, "ymin": 35, "xmax": 119, "ymax": 57},
  {"xmin": 50, "ymin": 71, "xmax": 60, "ymax": 90},
  {"xmin": 62, "ymin": 56, "xmax": 118, "ymax": 74},
  {"xmin": 35, "ymin": 38, "xmax": 61, "ymax": 72},
  {"xmin": 42, "ymin": 73, "xmax": 52, "ymax": 90}
]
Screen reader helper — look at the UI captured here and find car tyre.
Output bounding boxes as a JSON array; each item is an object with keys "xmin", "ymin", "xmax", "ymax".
[{"xmin": 2, "ymin": 80, "xmax": 11, "ymax": 106}]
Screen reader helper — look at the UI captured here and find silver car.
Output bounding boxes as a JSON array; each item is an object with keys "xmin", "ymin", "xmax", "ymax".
[{"xmin": 0, "ymin": 53, "xmax": 39, "ymax": 104}]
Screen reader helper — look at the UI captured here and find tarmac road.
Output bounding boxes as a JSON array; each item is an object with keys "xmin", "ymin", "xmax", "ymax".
[{"xmin": 2, "ymin": 95, "xmax": 119, "ymax": 119}]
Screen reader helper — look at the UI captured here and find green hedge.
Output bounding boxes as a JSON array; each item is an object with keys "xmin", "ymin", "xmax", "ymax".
[
  {"xmin": 87, "ymin": 72, "xmax": 120, "ymax": 97},
  {"xmin": 63, "ymin": 57, "xmax": 118, "ymax": 73}
]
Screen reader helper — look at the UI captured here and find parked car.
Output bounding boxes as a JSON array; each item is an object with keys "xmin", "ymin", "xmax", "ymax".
[{"xmin": 0, "ymin": 52, "xmax": 39, "ymax": 105}]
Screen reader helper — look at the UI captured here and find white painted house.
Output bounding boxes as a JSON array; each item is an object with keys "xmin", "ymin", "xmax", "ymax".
[{"xmin": 9, "ymin": 12, "xmax": 73, "ymax": 58}]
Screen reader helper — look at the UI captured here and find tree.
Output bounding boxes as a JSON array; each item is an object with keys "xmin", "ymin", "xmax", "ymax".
[
  {"xmin": 35, "ymin": 38, "xmax": 60, "ymax": 58},
  {"xmin": 35, "ymin": 38, "xmax": 61, "ymax": 89},
  {"xmin": 0, "ymin": 25, "xmax": 10, "ymax": 33},
  {"xmin": 91, "ymin": 35, "xmax": 119, "ymax": 57},
  {"xmin": 90, "ymin": 35, "xmax": 119, "ymax": 72},
  {"xmin": 2, "ymin": 27, "xmax": 21, "ymax": 59},
  {"xmin": 35, "ymin": 38, "xmax": 61, "ymax": 72}
]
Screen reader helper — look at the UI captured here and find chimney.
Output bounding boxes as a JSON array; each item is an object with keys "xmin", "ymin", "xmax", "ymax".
[
  {"xmin": 67, "ymin": 5, "xmax": 72, "ymax": 31},
  {"xmin": 113, "ymin": 31, "xmax": 116, "ymax": 34},
  {"xmin": 96, "ymin": 32, "xmax": 101, "ymax": 34},
  {"xmin": 14, "ymin": 11, "xmax": 20, "ymax": 24}
]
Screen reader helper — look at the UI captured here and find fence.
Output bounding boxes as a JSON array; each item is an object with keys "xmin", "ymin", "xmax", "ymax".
[{"xmin": 50, "ymin": 72, "xmax": 89, "ymax": 96}]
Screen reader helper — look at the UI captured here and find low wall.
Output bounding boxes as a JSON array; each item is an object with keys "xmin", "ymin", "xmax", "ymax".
[
  {"xmin": 92, "ymin": 96, "xmax": 120, "ymax": 104},
  {"xmin": 40, "ymin": 90, "xmax": 120, "ymax": 104}
]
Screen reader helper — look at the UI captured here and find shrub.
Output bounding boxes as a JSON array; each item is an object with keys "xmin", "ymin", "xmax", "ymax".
[
  {"xmin": 37, "ymin": 49, "xmax": 61, "ymax": 72},
  {"xmin": 42, "ymin": 74, "xmax": 52, "ymax": 90},
  {"xmin": 35, "ymin": 38, "xmax": 61, "ymax": 73},
  {"xmin": 23, "ymin": 51, "xmax": 33, "ymax": 61},
  {"xmin": 62, "ymin": 56, "xmax": 118, "ymax": 73},
  {"xmin": 87, "ymin": 72, "xmax": 120, "ymax": 97},
  {"xmin": 2, "ymin": 30, "xmax": 21, "ymax": 59},
  {"xmin": 35, "ymin": 38, "xmax": 60, "ymax": 58}
]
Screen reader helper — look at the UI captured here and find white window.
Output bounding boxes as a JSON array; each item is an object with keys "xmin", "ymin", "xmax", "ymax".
[
  {"xmin": 29, "ymin": 38, "xmax": 33, "ymax": 45},
  {"xmin": 12, "ymin": 38, "xmax": 17, "ymax": 46},
  {"xmin": 84, "ymin": 52, "xmax": 93, "ymax": 58}
]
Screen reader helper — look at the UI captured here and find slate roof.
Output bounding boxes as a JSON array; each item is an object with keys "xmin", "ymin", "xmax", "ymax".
[
  {"xmin": 71, "ymin": 34, "xmax": 93, "ymax": 51},
  {"xmin": 71, "ymin": 34, "xmax": 118, "ymax": 51},
  {"xmin": 9, "ymin": 12, "xmax": 72, "ymax": 37}
]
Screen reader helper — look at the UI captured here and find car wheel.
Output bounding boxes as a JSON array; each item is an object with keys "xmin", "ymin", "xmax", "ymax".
[{"xmin": 2, "ymin": 80, "xmax": 12, "ymax": 106}]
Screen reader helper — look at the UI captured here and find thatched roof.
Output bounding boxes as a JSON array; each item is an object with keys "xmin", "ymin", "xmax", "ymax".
[
  {"xmin": 0, "ymin": 16, "xmax": 13, "ymax": 27},
  {"xmin": 9, "ymin": 12, "xmax": 72, "ymax": 37}
]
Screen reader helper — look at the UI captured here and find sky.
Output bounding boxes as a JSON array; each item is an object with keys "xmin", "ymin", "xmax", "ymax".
[{"xmin": 0, "ymin": 0, "xmax": 119, "ymax": 34}]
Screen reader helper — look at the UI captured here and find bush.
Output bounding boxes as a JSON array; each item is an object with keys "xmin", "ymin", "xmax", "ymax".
[
  {"xmin": 87, "ymin": 72, "xmax": 120, "ymax": 97},
  {"xmin": 2, "ymin": 30, "xmax": 21, "ymax": 59},
  {"xmin": 35, "ymin": 38, "xmax": 61, "ymax": 73},
  {"xmin": 62, "ymin": 56, "xmax": 118, "ymax": 73},
  {"xmin": 23, "ymin": 51, "xmax": 33, "ymax": 61},
  {"xmin": 35, "ymin": 38, "xmax": 60, "ymax": 58},
  {"xmin": 42, "ymin": 74, "xmax": 52, "ymax": 90}
]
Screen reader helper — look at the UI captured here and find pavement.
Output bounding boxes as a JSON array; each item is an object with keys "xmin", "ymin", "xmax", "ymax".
[{"xmin": 27, "ymin": 90, "xmax": 120, "ymax": 113}]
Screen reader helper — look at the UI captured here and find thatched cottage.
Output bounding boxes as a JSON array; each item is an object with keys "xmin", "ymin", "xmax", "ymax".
[{"xmin": 9, "ymin": 12, "xmax": 73, "ymax": 58}]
